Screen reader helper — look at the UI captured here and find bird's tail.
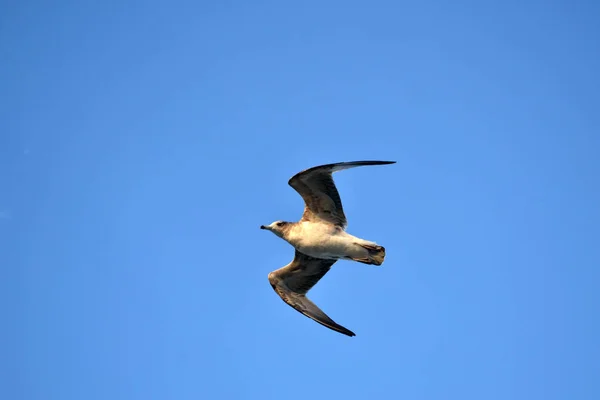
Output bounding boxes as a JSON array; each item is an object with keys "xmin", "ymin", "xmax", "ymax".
[{"xmin": 355, "ymin": 243, "xmax": 386, "ymax": 266}]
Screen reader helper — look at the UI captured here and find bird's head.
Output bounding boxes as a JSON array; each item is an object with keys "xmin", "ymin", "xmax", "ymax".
[{"xmin": 260, "ymin": 220, "xmax": 290, "ymax": 238}]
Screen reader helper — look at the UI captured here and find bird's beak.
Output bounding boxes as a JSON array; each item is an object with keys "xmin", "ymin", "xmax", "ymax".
[{"xmin": 260, "ymin": 225, "xmax": 267, "ymax": 230}]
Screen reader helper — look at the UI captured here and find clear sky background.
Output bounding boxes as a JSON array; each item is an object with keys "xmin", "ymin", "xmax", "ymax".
[{"xmin": 1, "ymin": 1, "xmax": 599, "ymax": 399}]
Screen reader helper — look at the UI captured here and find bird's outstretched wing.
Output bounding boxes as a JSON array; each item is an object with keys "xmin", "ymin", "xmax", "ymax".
[
  {"xmin": 288, "ymin": 160, "xmax": 395, "ymax": 228},
  {"xmin": 268, "ymin": 250, "xmax": 355, "ymax": 337}
]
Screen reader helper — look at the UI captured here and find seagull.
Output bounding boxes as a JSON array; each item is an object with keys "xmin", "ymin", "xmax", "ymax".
[{"xmin": 261, "ymin": 160, "xmax": 396, "ymax": 337}]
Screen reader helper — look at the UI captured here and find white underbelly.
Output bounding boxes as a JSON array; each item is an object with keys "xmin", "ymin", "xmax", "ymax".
[{"xmin": 289, "ymin": 222, "xmax": 359, "ymax": 259}]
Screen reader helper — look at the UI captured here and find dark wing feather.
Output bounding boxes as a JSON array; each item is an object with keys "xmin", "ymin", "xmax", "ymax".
[
  {"xmin": 288, "ymin": 160, "xmax": 395, "ymax": 228},
  {"xmin": 268, "ymin": 250, "xmax": 355, "ymax": 337}
]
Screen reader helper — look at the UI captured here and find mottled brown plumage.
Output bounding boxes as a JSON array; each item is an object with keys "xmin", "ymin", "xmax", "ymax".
[
  {"xmin": 263, "ymin": 160, "xmax": 396, "ymax": 337},
  {"xmin": 268, "ymin": 250, "xmax": 354, "ymax": 337},
  {"xmin": 288, "ymin": 160, "xmax": 395, "ymax": 228}
]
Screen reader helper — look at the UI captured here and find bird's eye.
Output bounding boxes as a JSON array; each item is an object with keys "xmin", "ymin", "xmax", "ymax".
[{"xmin": 276, "ymin": 222, "xmax": 285, "ymax": 227}]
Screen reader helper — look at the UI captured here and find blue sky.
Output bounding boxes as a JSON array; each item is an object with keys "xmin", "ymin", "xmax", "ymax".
[{"xmin": 1, "ymin": 0, "xmax": 599, "ymax": 399}]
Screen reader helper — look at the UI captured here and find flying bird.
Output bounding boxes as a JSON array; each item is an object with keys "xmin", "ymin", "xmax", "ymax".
[{"xmin": 261, "ymin": 160, "xmax": 396, "ymax": 337}]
